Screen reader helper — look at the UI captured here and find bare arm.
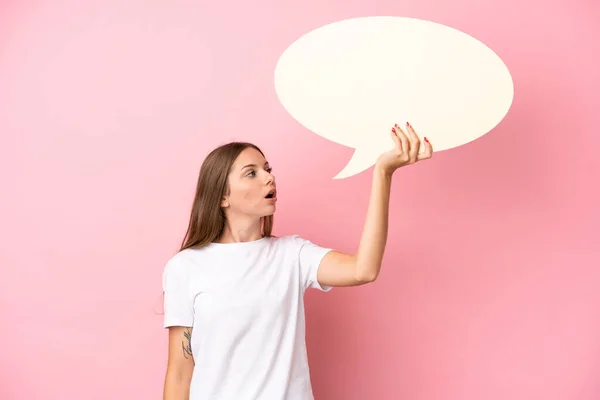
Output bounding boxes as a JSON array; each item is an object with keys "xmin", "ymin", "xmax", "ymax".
[
  {"xmin": 317, "ymin": 122, "xmax": 433, "ymax": 287},
  {"xmin": 314, "ymin": 165, "xmax": 392, "ymax": 286},
  {"xmin": 163, "ymin": 326, "xmax": 195, "ymax": 400}
]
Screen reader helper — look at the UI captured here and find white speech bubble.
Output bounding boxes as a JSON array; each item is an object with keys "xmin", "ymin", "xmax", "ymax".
[{"xmin": 274, "ymin": 16, "xmax": 514, "ymax": 179}]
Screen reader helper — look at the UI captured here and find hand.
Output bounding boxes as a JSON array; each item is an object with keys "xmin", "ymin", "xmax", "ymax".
[{"xmin": 376, "ymin": 122, "xmax": 433, "ymax": 176}]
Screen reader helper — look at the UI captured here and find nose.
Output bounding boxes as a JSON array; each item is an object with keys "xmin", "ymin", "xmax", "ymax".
[{"xmin": 265, "ymin": 170, "xmax": 275, "ymax": 185}]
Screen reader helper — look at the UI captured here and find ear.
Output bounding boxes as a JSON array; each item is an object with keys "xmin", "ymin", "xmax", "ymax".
[
  {"xmin": 221, "ymin": 181, "xmax": 231, "ymax": 208},
  {"xmin": 221, "ymin": 195, "xmax": 229, "ymax": 208}
]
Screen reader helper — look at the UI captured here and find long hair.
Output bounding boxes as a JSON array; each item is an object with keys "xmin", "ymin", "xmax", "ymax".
[{"xmin": 179, "ymin": 142, "xmax": 274, "ymax": 251}]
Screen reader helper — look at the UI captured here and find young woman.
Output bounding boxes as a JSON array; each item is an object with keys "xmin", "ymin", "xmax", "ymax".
[{"xmin": 162, "ymin": 122, "xmax": 433, "ymax": 400}]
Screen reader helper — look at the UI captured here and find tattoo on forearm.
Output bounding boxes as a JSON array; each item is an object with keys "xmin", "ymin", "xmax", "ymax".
[{"xmin": 182, "ymin": 328, "xmax": 195, "ymax": 365}]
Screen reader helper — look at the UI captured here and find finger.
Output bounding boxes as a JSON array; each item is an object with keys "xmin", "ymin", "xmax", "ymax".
[
  {"xmin": 391, "ymin": 126, "xmax": 407, "ymax": 154},
  {"xmin": 405, "ymin": 122, "xmax": 421, "ymax": 161},
  {"xmin": 390, "ymin": 127, "xmax": 403, "ymax": 153},
  {"xmin": 417, "ymin": 136, "xmax": 434, "ymax": 160},
  {"xmin": 393, "ymin": 124, "xmax": 409, "ymax": 154}
]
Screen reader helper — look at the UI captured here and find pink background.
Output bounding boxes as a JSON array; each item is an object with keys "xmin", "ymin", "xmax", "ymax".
[{"xmin": 1, "ymin": 1, "xmax": 599, "ymax": 399}]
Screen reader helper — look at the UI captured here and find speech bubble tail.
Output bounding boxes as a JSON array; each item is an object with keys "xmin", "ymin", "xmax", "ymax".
[{"xmin": 333, "ymin": 148, "xmax": 377, "ymax": 180}]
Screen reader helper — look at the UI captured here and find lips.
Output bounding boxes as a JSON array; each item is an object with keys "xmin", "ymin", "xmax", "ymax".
[{"xmin": 265, "ymin": 189, "xmax": 276, "ymax": 199}]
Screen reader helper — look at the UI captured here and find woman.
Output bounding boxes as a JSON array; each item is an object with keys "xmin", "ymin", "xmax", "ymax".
[{"xmin": 162, "ymin": 122, "xmax": 433, "ymax": 400}]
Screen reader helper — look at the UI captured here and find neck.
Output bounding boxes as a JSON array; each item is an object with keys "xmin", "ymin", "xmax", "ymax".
[{"xmin": 217, "ymin": 216, "xmax": 263, "ymax": 243}]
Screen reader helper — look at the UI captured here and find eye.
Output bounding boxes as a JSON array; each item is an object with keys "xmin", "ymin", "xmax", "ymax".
[
  {"xmin": 246, "ymin": 170, "xmax": 256, "ymax": 177},
  {"xmin": 266, "ymin": 167, "xmax": 273, "ymax": 173}
]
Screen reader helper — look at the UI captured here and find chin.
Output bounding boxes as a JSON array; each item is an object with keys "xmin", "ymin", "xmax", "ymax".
[{"xmin": 263, "ymin": 205, "xmax": 276, "ymax": 216}]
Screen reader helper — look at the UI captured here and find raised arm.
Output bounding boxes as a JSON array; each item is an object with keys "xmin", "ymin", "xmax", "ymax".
[
  {"xmin": 163, "ymin": 326, "xmax": 195, "ymax": 400},
  {"xmin": 316, "ymin": 122, "xmax": 433, "ymax": 287}
]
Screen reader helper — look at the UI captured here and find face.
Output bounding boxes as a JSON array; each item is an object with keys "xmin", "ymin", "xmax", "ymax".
[{"xmin": 221, "ymin": 147, "xmax": 277, "ymax": 220}]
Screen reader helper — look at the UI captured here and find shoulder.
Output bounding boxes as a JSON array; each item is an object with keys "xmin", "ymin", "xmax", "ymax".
[
  {"xmin": 162, "ymin": 247, "xmax": 214, "ymax": 288},
  {"xmin": 269, "ymin": 234, "xmax": 326, "ymax": 256},
  {"xmin": 269, "ymin": 234, "xmax": 310, "ymax": 249},
  {"xmin": 162, "ymin": 248, "xmax": 204, "ymax": 275}
]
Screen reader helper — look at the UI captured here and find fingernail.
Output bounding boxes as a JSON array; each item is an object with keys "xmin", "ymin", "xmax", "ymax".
[
  {"xmin": 424, "ymin": 137, "xmax": 429, "ymax": 142},
  {"xmin": 406, "ymin": 121, "xmax": 410, "ymax": 127},
  {"xmin": 392, "ymin": 127, "xmax": 396, "ymax": 132},
  {"xmin": 394, "ymin": 123, "xmax": 399, "ymax": 128}
]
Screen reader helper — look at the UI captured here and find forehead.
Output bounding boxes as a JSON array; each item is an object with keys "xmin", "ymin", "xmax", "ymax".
[{"xmin": 231, "ymin": 147, "xmax": 267, "ymax": 170}]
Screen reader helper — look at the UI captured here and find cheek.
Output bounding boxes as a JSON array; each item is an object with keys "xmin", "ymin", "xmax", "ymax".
[
  {"xmin": 229, "ymin": 185, "xmax": 252, "ymax": 206},
  {"xmin": 228, "ymin": 182, "xmax": 261, "ymax": 208},
  {"xmin": 244, "ymin": 190, "xmax": 262, "ymax": 205}
]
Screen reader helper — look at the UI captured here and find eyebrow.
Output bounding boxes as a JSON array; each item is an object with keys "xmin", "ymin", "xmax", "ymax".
[{"xmin": 241, "ymin": 162, "xmax": 269, "ymax": 170}]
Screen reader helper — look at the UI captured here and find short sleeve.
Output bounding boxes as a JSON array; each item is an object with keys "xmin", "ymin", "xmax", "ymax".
[
  {"xmin": 162, "ymin": 256, "xmax": 194, "ymax": 328},
  {"xmin": 294, "ymin": 235, "xmax": 333, "ymax": 292}
]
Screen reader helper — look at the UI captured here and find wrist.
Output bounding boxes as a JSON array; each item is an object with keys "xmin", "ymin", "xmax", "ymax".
[{"xmin": 374, "ymin": 163, "xmax": 394, "ymax": 180}]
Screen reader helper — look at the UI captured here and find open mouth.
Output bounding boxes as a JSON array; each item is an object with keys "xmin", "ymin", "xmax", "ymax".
[{"xmin": 265, "ymin": 190, "xmax": 276, "ymax": 199}]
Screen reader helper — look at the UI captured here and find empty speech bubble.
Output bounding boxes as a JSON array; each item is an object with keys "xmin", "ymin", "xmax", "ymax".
[{"xmin": 274, "ymin": 16, "xmax": 514, "ymax": 179}]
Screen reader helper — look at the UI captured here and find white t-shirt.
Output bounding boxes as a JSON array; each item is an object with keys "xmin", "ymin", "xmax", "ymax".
[{"xmin": 162, "ymin": 234, "xmax": 333, "ymax": 400}]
